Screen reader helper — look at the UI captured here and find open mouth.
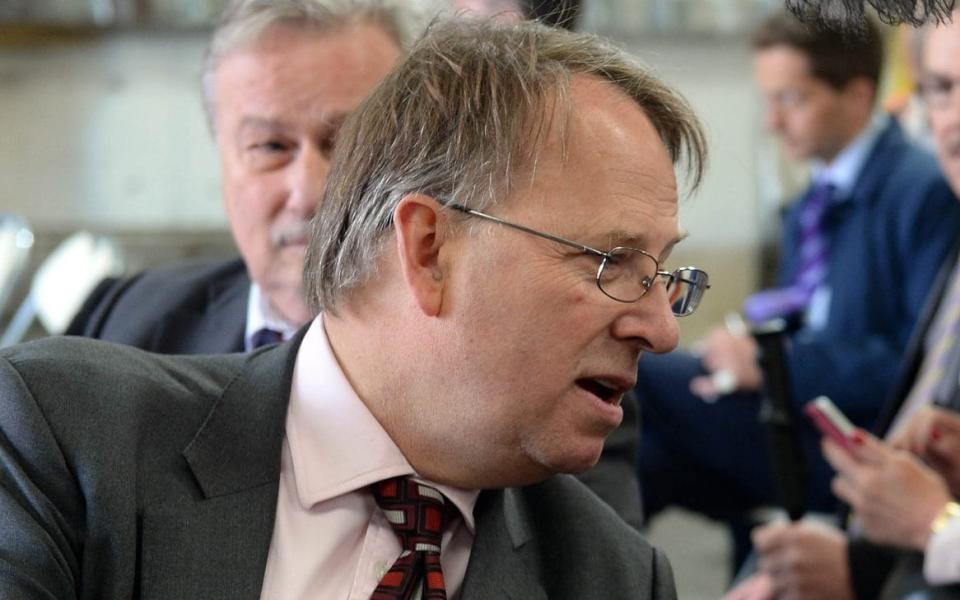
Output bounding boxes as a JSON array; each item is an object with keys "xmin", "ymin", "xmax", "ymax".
[{"xmin": 576, "ymin": 378, "xmax": 624, "ymax": 404}]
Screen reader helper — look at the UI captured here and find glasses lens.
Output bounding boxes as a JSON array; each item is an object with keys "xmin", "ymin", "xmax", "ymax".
[
  {"xmin": 598, "ymin": 247, "xmax": 658, "ymax": 302},
  {"xmin": 668, "ymin": 268, "xmax": 709, "ymax": 316}
]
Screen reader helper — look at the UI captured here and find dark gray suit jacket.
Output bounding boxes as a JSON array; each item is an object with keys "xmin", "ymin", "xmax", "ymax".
[
  {"xmin": 846, "ymin": 241, "xmax": 960, "ymax": 599},
  {"xmin": 65, "ymin": 257, "xmax": 645, "ymax": 530},
  {"xmin": 0, "ymin": 334, "xmax": 673, "ymax": 599}
]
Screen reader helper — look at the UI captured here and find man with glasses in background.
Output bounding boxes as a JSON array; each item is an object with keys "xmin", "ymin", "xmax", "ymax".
[{"xmin": 0, "ymin": 16, "xmax": 708, "ymax": 598}]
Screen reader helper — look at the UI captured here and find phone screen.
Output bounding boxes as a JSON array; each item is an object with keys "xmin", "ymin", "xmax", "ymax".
[{"xmin": 803, "ymin": 396, "xmax": 857, "ymax": 452}]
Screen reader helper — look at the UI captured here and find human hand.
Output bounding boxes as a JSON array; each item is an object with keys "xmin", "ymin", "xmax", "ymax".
[
  {"xmin": 689, "ymin": 327, "xmax": 762, "ymax": 401},
  {"xmin": 889, "ymin": 406, "xmax": 960, "ymax": 497},
  {"xmin": 824, "ymin": 431, "xmax": 952, "ymax": 550},
  {"xmin": 751, "ymin": 520, "xmax": 853, "ymax": 600},
  {"xmin": 722, "ymin": 572, "xmax": 774, "ymax": 600}
]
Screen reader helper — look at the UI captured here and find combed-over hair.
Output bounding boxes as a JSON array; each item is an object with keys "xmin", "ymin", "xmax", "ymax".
[
  {"xmin": 304, "ymin": 18, "xmax": 708, "ymax": 314},
  {"xmin": 201, "ymin": 0, "xmax": 426, "ymax": 129}
]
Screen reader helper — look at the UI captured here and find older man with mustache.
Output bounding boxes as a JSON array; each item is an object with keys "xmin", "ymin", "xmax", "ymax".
[{"xmin": 67, "ymin": 0, "xmax": 414, "ymax": 353}]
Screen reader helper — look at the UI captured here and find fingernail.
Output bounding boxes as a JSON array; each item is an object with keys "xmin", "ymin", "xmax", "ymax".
[
  {"xmin": 852, "ymin": 430, "xmax": 865, "ymax": 445},
  {"xmin": 931, "ymin": 428, "xmax": 942, "ymax": 441}
]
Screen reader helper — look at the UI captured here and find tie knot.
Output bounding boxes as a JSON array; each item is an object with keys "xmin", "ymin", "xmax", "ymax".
[
  {"xmin": 250, "ymin": 328, "xmax": 284, "ymax": 349},
  {"xmin": 372, "ymin": 477, "xmax": 451, "ymax": 553}
]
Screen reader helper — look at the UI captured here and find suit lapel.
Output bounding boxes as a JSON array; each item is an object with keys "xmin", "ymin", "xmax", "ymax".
[
  {"xmin": 155, "ymin": 265, "xmax": 249, "ymax": 354},
  {"xmin": 461, "ymin": 489, "xmax": 548, "ymax": 600},
  {"xmin": 875, "ymin": 241, "xmax": 960, "ymax": 435},
  {"xmin": 139, "ymin": 329, "xmax": 306, "ymax": 599},
  {"xmin": 847, "ymin": 120, "xmax": 903, "ymax": 209}
]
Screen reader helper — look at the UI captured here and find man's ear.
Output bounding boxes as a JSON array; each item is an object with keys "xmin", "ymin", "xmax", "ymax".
[{"xmin": 393, "ymin": 194, "xmax": 449, "ymax": 317}]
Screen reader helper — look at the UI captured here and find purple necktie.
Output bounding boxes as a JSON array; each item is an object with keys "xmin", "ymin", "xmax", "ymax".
[{"xmin": 743, "ymin": 181, "xmax": 835, "ymax": 323}]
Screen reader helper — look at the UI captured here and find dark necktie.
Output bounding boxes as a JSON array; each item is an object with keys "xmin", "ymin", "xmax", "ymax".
[
  {"xmin": 888, "ymin": 258, "xmax": 960, "ymax": 434},
  {"xmin": 371, "ymin": 476, "xmax": 452, "ymax": 600},
  {"xmin": 743, "ymin": 181, "xmax": 835, "ymax": 323},
  {"xmin": 250, "ymin": 328, "xmax": 284, "ymax": 349}
]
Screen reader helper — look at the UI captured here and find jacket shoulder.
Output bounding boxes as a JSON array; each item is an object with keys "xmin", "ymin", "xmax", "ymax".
[
  {"xmin": 507, "ymin": 476, "xmax": 676, "ymax": 599},
  {"xmin": 1, "ymin": 336, "xmax": 245, "ymax": 412},
  {"xmin": 66, "ymin": 257, "xmax": 249, "ymax": 351}
]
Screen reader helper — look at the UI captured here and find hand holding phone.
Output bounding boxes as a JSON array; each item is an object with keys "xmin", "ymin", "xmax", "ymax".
[{"xmin": 804, "ymin": 396, "xmax": 858, "ymax": 452}]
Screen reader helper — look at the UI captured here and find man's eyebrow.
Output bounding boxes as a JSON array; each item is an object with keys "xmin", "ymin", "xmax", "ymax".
[
  {"xmin": 237, "ymin": 116, "xmax": 288, "ymax": 134},
  {"xmin": 238, "ymin": 112, "xmax": 348, "ymax": 134},
  {"xmin": 659, "ymin": 232, "xmax": 688, "ymax": 262},
  {"xmin": 600, "ymin": 230, "xmax": 688, "ymax": 261}
]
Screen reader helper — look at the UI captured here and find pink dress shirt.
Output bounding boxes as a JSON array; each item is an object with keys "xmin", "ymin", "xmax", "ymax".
[{"xmin": 259, "ymin": 316, "xmax": 479, "ymax": 599}]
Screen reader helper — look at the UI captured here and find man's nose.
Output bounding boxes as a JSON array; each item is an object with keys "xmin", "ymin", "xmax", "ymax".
[
  {"xmin": 612, "ymin": 283, "xmax": 681, "ymax": 354},
  {"xmin": 286, "ymin": 145, "xmax": 330, "ymax": 216}
]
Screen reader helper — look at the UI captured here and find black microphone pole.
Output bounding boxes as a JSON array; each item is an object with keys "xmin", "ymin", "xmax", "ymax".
[{"xmin": 752, "ymin": 318, "xmax": 806, "ymax": 521}]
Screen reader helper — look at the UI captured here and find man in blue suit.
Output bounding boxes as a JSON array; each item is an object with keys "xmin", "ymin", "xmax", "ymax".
[{"xmin": 636, "ymin": 9, "xmax": 960, "ymax": 554}]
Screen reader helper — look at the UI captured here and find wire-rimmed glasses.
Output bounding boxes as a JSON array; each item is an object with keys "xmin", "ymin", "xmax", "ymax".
[{"xmin": 444, "ymin": 203, "xmax": 710, "ymax": 317}]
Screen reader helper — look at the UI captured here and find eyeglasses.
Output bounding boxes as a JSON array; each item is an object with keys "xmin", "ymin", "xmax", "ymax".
[
  {"xmin": 444, "ymin": 203, "xmax": 710, "ymax": 316},
  {"xmin": 918, "ymin": 74, "xmax": 960, "ymax": 109}
]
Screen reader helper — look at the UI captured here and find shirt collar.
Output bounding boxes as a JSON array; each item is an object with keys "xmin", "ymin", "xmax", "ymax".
[
  {"xmin": 244, "ymin": 283, "xmax": 300, "ymax": 351},
  {"xmin": 811, "ymin": 113, "xmax": 888, "ymax": 200},
  {"xmin": 285, "ymin": 315, "xmax": 479, "ymax": 532}
]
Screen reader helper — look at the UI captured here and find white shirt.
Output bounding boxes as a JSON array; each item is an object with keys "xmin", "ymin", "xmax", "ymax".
[
  {"xmin": 244, "ymin": 284, "xmax": 301, "ymax": 351},
  {"xmin": 258, "ymin": 316, "xmax": 479, "ymax": 599},
  {"xmin": 926, "ymin": 513, "xmax": 960, "ymax": 585}
]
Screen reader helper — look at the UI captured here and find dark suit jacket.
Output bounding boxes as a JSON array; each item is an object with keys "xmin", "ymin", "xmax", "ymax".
[
  {"xmin": 845, "ymin": 242, "xmax": 960, "ymax": 598},
  {"xmin": 777, "ymin": 119, "xmax": 960, "ymax": 429},
  {"xmin": 66, "ymin": 258, "xmax": 250, "ymax": 354},
  {"xmin": 0, "ymin": 335, "xmax": 674, "ymax": 599},
  {"xmin": 65, "ymin": 256, "xmax": 645, "ymax": 529},
  {"xmin": 635, "ymin": 119, "xmax": 960, "ymax": 518}
]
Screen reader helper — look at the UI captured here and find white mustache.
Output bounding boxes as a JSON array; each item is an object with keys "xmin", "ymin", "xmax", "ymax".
[{"xmin": 271, "ymin": 221, "xmax": 312, "ymax": 248}]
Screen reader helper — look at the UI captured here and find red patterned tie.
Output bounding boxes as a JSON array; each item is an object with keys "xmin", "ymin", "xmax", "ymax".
[{"xmin": 371, "ymin": 477, "xmax": 451, "ymax": 600}]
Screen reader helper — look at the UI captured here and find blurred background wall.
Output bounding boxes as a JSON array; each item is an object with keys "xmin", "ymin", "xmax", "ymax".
[{"xmin": 0, "ymin": 0, "xmax": 803, "ymax": 343}]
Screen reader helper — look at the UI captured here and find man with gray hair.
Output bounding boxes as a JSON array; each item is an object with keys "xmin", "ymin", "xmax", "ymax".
[
  {"xmin": 68, "ymin": 0, "xmax": 417, "ymax": 353},
  {"xmin": 65, "ymin": 0, "xmax": 647, "ymax": 531},
  {"xmin": 0, "ymin": 16, "xmax": 708, "ymax": 599}
]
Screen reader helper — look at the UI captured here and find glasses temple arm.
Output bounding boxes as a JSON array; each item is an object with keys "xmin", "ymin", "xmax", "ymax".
[{"xmin": 445, "ymin": 203, "xmax": 610, "ymax": 259}]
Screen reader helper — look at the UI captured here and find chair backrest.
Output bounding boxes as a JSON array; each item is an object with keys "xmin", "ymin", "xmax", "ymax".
[
  {"xmin": 0, "ymin": 232, "xmax": 125, "ymax": 347},
  {"xmin": 0, "ymin": 214, "xmax": 34, "ymax": 317}
]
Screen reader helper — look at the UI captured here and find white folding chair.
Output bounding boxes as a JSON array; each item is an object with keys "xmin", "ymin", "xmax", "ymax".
[
  {"xmin": 0, "ymin": 214, "xmax": 34, "ymax": 319},
  {"xmin": 0, "ymin": 232, "xmax": 125, "ymax": 348}
]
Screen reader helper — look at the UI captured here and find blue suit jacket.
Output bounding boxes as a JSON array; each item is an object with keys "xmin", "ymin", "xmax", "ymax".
[
  {"xmin": 777, "ymin": 120, "xmax": 960, "ymax": 427},
  {"xmin": 635, "ymin": 119, "xmax": 960, "ymax": 516}
]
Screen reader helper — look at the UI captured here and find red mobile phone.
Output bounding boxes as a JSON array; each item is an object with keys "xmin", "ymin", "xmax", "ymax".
[{"xmin": 804, "ymin": 396, "xmax": 857, "ymax": 452}]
